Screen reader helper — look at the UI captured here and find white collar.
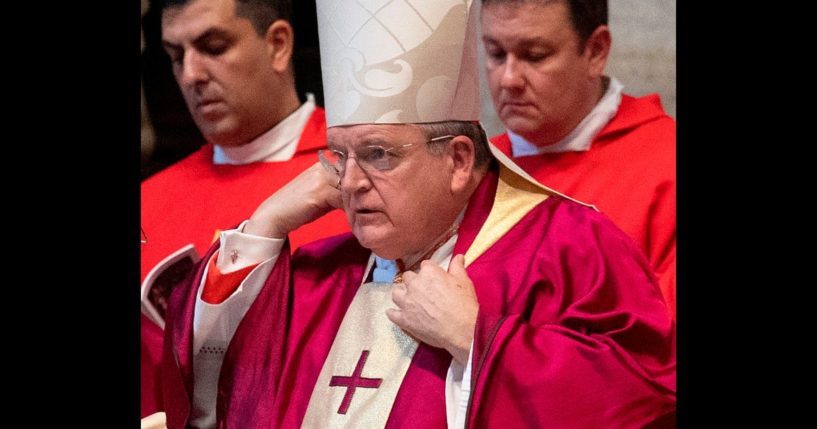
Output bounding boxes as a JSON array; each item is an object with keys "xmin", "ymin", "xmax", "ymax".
[
  {"xmin": 509, "ymin": 77, "xmax": 623, "ymax": 156},
  {"xmin": 213, "ymin": 94, "xmax": 317, "ymax": 165}
]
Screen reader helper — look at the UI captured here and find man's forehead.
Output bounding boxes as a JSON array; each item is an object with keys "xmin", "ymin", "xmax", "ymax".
[
  {"xmin": 161, "ymin": 0, "xmax": 238, "ymax": 39},
  {"xmin": 327, "ymin": 124, "xmax": 423, "ymax": 147}
]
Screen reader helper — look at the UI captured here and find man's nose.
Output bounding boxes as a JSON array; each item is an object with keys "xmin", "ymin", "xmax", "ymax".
[
  {"xmin": 179, "ymin": 50, "xmax": 208, "ymax": 86},
  {"xmin": 500, "ymin": 55, "xmax": 525, "ymax": 89},
  {"xmin": 339, "ymin": 157, "xmax": 372, "ymax": 193}
]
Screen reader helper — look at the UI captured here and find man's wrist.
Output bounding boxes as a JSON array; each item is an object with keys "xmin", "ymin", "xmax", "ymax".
[
  {"xmin": 243, "ymin": 218, "xmax": 286, "ymax": 239},
  {"xmin": 450, "ymin": 332, "xmax": 474, "ymax": 365}
]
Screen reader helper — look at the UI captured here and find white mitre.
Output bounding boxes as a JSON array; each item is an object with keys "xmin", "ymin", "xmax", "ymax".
[{"xmin": 316, "ymin": 0, "xmax": 481, "ymax": 126}]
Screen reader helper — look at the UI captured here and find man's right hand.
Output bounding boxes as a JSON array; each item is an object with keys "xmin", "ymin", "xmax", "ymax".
[{"xmin": 244, "ymin": 162, "xmax": 343, "ymax": 238}]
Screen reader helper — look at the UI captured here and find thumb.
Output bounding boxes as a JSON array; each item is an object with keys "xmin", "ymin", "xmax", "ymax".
[
  {"xmin": 447, "ymin": 254, "xmax": 468, "ymax": 278},
  {"xmin": 386, "ymin": 308, "xmax": 404, "ymax": 328}
]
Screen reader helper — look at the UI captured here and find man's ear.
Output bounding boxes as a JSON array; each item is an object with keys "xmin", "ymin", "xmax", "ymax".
[
  {"xmin": 448, "ymin": 136, "xmax": 476, "ymax": 194},
  {"xmin": 265, "ymin": 19, "xmax": 294, "ymax": 73},
  {"xmin": 584, "ymin": 25, "xmax": 611, "ymax": 78}
]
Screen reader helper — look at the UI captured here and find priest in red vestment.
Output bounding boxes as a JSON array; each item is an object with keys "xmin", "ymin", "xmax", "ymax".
[
  {"xmin": 141, "ymin": 0, "xmax": 349, "ymax": 417},
  {"xmin": 482, "ymin": 0, "xmax": 676, "ymax": 319},
  {"xmin": 162, "ymin": 1, "xmax": 675, "ymax": 427}
]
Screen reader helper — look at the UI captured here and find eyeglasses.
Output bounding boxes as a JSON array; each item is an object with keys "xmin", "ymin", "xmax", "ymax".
[{"xmin": 318, "ymin": 134, "xmax": 455, "ymax": 177}]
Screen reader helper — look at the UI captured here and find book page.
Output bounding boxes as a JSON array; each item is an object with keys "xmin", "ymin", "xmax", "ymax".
[
  {"xmin": 141, "ymin": 244, "xmax": 200, "ymax": 329},
  {"xmin": 141, "ymin": 411, "xmax": 166, "ymax": 429}
]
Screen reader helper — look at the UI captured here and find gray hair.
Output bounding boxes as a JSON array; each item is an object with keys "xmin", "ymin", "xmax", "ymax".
[{"xmin": 416, "ymin": 121, "xmax": 492, "ymax": 168}]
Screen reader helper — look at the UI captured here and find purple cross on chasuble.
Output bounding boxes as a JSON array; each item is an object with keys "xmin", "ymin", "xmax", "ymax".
[
  {"xmin": 329, "ymin": 350, "xmax": 383, "ymax": 414},
  {"xmin": 300, "ymin": 280, "xmax": 421, "ymax": 427}
]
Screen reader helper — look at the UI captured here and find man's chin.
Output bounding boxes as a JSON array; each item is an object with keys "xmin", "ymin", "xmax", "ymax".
[
  {"xmin": 355, "ymin": 229, "xmax": 401, "ymax": 260},
  {"xmin": 502, "ymin": 117, "xmax": 539, "ymax": 135},
  {"xmin": 200, "ymin": 127, "xmax": 243, "ymax": 147}
]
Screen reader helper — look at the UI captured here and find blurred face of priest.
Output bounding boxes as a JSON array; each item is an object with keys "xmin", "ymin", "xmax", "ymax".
[{"xmin": 161, "ymin": 0, "xmax": 296, "ymax": 147}]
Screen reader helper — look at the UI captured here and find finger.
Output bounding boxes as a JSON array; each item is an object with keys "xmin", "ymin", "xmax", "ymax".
[
  {"xmin": 418, "ymin": 259, "xmax": 447, "ymax": 274},
  {"xmin": 328, "ymin": 175, "xmax": 341, "ymax": 191},
  {"xmin": 311, "ymin": 161, "xmax": 332, "ymax": 182},
  {"xmin": 419, "ymin": 259, "xmax": 437, "ymax": 269},
  {"xmin": 401, "ymin": 270, "xmax": 417, "ymax": 285},
  {"xmin": 385, "ymin": 308, "xmax": 404, "ymax": 327},
  {"xmin": 311, "ymin": 161, "xmax": 338, "ymax": 188},
  {"xmin": 391, "ymin": 283, "xmax": 407, "ymax": 307},
  {"xmin": 447, "ymin": 254, "xmax": 468, "ymax": 278}
]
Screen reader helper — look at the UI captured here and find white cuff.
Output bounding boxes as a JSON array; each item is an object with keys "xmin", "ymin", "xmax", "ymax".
[
  {"xmin": 446, "ymin": 339, "xmax": 474, "ymax": 429},
  {"xmin": 216, "ymin": 220, "xmax": 285, "ymax": 273}
]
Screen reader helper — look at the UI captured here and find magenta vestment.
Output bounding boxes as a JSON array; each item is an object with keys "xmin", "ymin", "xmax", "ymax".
[{"xmin": 162, "ymin": 163, "xmax": 676, "ymax": 428}]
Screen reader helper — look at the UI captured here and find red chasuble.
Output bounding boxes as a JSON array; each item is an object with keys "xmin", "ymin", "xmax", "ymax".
[
  {"xmin": 492, "ymin": 94, "xmax": 676, "ymax": 320},
  {"xmin": 140, "ymin": 108, "xmax": 350, "ymax": 416},
  {"xmin": 162, "ymin": 163, "xmax": 676, "ymax": 428}
]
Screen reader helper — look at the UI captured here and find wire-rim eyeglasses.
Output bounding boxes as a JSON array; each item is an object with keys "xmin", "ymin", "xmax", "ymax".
[{"xmin": 318, "ymin": 134, "xmax": 455, "ymax": 178}]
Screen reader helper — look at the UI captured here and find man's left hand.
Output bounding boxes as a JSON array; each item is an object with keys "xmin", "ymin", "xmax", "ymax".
[{"xmin": 386, "ymin": 254, "xmax": 478, "ymax": 364}]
